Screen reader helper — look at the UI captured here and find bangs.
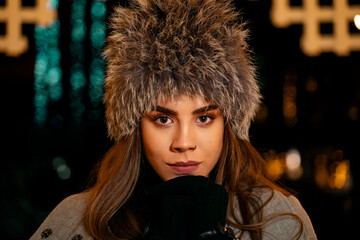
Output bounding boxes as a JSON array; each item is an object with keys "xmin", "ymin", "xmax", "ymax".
[{"xmin": 151, "ymin": 71, "xmax": 226, "ymax": 114}]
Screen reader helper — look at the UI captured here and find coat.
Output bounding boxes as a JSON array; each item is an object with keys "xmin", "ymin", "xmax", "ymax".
[{"xmin": 30, "ymin": 190, "xmax": 317, "ymax": 240}]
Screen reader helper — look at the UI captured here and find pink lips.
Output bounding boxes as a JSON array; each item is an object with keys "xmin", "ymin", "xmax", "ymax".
[{"xmin": 168, "ymin": 161, "xmax": 200, "ymax": 174}]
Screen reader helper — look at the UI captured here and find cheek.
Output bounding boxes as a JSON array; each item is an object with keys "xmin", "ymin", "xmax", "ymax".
[
  {"xmin": 208, "ymin": 136, "xmax": 223, "ymax": 164},
  {"xmin": 209, "ymin": 120, "xmax": 224, "ymax": 151},
  {"xmin": 141, "ymin": 125, "xmax": 174, "ymax": 181},
  {"xmin": 202, "ymin": 135, "xmax": 222, "ymax": 154},
  {"xmin": 141, "ymin": 122, "xmax": 171, "ymax": 163},
  {"xmin": 199, "ymin": 122, "xmax": 224, "ymax": 164}
]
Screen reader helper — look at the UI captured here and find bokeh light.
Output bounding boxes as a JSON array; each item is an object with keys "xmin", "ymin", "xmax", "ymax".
[
  {"xmin": 314, "ymin": 150, "xmax": 352, "ymax": 193},
  {"xmin": 283, "ymin": 71, "xmax": 297, "ymax": 127},
  {"xmin": 286, "ymin": 148, "xmax": 303, "ymax": 180},
  {"xmin": 88, "ymin": 0, "xmax": 106, "ymax": 123},
  {"xmin": 33, "ymin": 0, "xmax": 61, "ymax": 126},
  {"xmin": 69, "ymin": 0, "xmax": 87, "ymax": 124},
  {"xmin": 355, "ymin": 15, "xmax": 360, "ymax": 30},
  {"xmin": 52, "ymin": 157, "xmax": 71, "ymax": 180}
]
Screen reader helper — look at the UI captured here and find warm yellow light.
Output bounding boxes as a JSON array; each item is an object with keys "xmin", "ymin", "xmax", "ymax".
[
  {"xmin": 315, "ymin": 168, "xmax": 329, "ymax": 188},
  {"xmin": 265, "ymin": 149, "xmax": 285, "ymax": 180},
  {"xmin": 305, "ymin": 77, "xmax": 318, "ymax": 93},
  {"xmin": 314, "ymin": 154, "xmax": 329, "ymax": 189},
  {"xmin": 268, "ymin": 159, "xmax": 284, "ymax": 179},
  {"xmin": 285, "ymin": 148, "xmax": 303, "ymax": 180},
  {"xmin": 287, "ymin": 167, "xmax": 303, "ymax": 181},
  {"xmin": 355, "ymin": 15, "xmax": 360, "ymax": 30},
  {"xmin": 271, "ymin": 1, "xmax": 360, "ymax": 56},
  {"xmin": 286, "ymin": 149, "xmax": 301, "ymax": 170},
  {"xmin": 333, "ymin": 161, "xmax": 349, "ymax": 189},
  {"xmin": 0, "ymin": 0, "xmax": 58, "ymax": 56},
  {"xmin": 348, "ymin": 106, "xmax": 359, "ymax": 121}
]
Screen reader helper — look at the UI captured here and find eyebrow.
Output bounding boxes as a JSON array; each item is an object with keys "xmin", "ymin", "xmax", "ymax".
[{"xmin": 155, "ymin": 104, "xmax": 218, "ymax": 116}]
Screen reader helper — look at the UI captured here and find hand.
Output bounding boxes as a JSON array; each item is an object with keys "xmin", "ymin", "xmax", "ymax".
[{"xmin": 144, "ymin": 176, "xmax": 231, "ymax": 240}]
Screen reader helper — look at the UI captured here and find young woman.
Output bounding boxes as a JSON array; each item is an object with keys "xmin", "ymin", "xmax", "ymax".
[{"xmin": 31, "ymin": 0, "xmax": 317, "ymax": 239}]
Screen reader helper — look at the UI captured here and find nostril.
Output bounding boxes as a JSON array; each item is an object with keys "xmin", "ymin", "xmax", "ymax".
[{"xmin": 172, "ymin": 144, "xmax": 196, "ymax": 152}]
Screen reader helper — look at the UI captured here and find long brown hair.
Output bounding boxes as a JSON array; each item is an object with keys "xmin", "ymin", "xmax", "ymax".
[
  {"xmin": 216, "ymin": 124, "xmax": 303, "ymax": 240},
  {"xmin": 85, "ymin": 124, "xmax": 303, "ymax": 239},
  {"xmin": 85, "ymin": 129, "xmax": 143, "ymax": 239}
]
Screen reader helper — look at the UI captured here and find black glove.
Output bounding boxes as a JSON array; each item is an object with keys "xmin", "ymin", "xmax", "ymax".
[{"xmin": 143, "ymin": 175, "xmax": 235, "ymax": 240}]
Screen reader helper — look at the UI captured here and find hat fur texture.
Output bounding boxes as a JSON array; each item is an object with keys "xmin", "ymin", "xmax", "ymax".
[{"xmin": 103, "ymin": 0, "xmax": 261, "ymax": 141}]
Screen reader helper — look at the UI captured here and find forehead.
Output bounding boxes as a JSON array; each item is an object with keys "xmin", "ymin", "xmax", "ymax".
[{"xmin": 156, "ymin": 94, "xmax": 211, "ymax": 108}]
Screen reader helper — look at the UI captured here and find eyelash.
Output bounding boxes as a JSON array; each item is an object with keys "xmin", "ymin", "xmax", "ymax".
[
  {"xmin": 196, "ymin": 114, "xmax": 215, "ymax": 125},
  {"xmin": 153, "ymin": 115, "xmax": 173, "ymax": 127},
  {"xmin": 152, "ymin": 114, "xmax": 216, "ymax": 127}
]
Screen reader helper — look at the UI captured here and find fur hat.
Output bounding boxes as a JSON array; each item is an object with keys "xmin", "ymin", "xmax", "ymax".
[{"xmin": 103, "ymin": 0, "xmax": 261, "ymax": 141}]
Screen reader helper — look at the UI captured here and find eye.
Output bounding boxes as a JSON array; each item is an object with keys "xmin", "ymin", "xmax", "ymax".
[
  {"xmin": 158, "ymin": 116, "xmax": 170, "ymax": 124},
  {"xmin": 198, "ymin": 116, "xmax": 208, "ymax": 123},
  {"xmin": 196, "ymin": 114, "xmax": 215, "ymax": 124},
  {"xmin": 154, "ymin": 116, "xmax": 173, "ymax": 126}
]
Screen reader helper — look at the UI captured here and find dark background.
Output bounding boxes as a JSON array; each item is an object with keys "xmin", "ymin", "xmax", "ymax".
[{"xmin": 1, "ymin": 0, "xmax": 359, "ymax": 239}]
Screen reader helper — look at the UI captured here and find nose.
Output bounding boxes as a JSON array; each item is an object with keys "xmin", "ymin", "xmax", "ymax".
[{"xmin": 170, "ymin": 124, "xmax": 196, "ymax": 152}]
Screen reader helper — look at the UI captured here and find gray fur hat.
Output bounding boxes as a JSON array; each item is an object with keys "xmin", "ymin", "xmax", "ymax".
[{"xmin": 103, "ymin": 0, "xmax": 261, "ymax": 141}]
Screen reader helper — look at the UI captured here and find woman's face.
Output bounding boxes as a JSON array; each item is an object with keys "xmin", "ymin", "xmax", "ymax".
[{"xmin": 141, "ymin": 95, "xmax": 224, "ymax": 181}]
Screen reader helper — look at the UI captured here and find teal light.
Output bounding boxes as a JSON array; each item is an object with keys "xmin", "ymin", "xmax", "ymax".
[
  {"xmin": 34, "ymin": 108, "xmax": 47, "ymax": 126},
  {"xmin": 71, "ymin": 20, "xmax": 87, "ymax": 42},
  {"xmin": 91, "ymin": 1, "xmax": 107, "ymax": 19},
  {"xmin": 34, "ymin": 91, "xmax": 48, "ymax": 107},
  {"xmin": 34, "ymin": 0, "xmax": 106, "ymax": 126},
  {"xmin": 50, "ymin": 0, "xmax": 59, "ymax": 9},
  {"xmin": 90, "ymin": 22, "xmax": 106, "ymax": 49},
  {"xmin": 47, "ymin": 67, "xmax": 62, "ymax": 102},
  {"xmin": 33, "ymin": 0, "xmax": 61, "ymax": 127},
  {"xmin": 70, "ymin": 0, "xmax": 87, "ymax": 124},
  {"xmin": 48, "ymin": 48, "xmax": 61, "ymax": 64},
  {"xmin": 88, "ymin": 0, "xmax": 106, "ymax": 123},
  {"xmin": 46, "ymin": 67, "xmax": 61, "ymax": 86},
  {"xmin": 70, "ymin": 70, "xmax": 87, "ymax": 90},
  {"xmin": 71, "ymin": 0, "xmax": 86, "ymax": 20}
]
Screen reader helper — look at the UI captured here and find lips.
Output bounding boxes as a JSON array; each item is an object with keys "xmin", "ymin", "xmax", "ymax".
[{"xmin": 168, "ymin": 161, "xmax": 200, "ymax": 174}]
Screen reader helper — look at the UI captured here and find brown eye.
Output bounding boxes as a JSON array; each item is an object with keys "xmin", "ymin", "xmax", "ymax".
[
  {"xmin": 196, "ymin": 114, "xmax": 215, "ymax": 124},
  {"xmin": 159, "ymin": 117, "xmax": 169, "ymax": 124},
  {"xmin": 198, "ymin": 116, "xmax": 208, "ymax": 123},
  {"xmin": 153, "ymin": 115, "xmax": 173, "ymax": 126}
]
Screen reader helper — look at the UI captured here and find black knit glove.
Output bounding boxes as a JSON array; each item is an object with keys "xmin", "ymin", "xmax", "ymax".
[{"xmin": 143, "ymin": 176, "xmax": 235, "ymax": 240}]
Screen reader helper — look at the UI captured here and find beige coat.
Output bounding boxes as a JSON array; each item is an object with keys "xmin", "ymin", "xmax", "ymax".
[{"xmin": 30, "ymin": 190, "xmax": 317, "ymax": 240}]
